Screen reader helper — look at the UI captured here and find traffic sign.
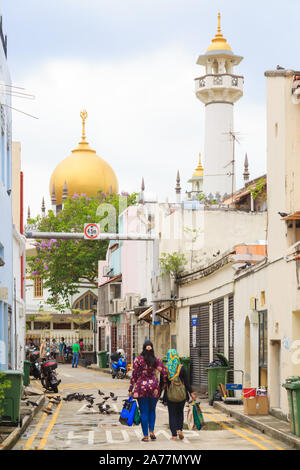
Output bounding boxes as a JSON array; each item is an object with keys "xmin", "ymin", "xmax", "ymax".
[{"xmin": 84, "ymin": 223, "xmax": 100, "ymax": 239}]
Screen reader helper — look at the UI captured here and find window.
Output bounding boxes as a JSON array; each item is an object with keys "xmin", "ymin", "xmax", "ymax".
[
  {"xmin": 33, "ymin": 322, "xmax": 50, "ymax": 330},
  {"xmin": 53, "ymin": 323, "xmax": 71, "ymax": 330},
  {"xmin": 73, "ymin": 290, "xmax": 97, "ymax": 311},
  {"xmin": 34, "ymin": 277, "xmax": 43, "ymax": 298},
  {"xmin": 259, "ymin": 311, "xmax": 268, "ymax": 368}
]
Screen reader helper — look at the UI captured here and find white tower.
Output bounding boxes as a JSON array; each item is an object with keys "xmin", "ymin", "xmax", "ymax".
[{"xmin": 195, "ymin": 13, "xmax": 243, "ymax": 198}]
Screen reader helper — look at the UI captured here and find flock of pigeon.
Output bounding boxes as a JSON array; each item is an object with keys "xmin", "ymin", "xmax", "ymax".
[{"xmin": 43, "ymin": 390, "xmax": 120, "ymax": 415}]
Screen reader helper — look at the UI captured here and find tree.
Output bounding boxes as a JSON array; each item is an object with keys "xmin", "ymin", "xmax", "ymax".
[
  {"xmin": 27, "ymin": 192, "xmax": 138, "ymax": 311},
  {"xmin": 159, "ymin": 252, "xmax": 188, "ymax": 279}
]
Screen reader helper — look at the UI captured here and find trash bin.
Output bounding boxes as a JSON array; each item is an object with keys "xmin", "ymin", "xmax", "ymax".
[
  {"xmin": 180, "ymin": 357, "xmax": 191, "ymax": 378},
  {"xmin": 23, "ymin": 360, "xmax": 30, "ymax": 387},
  {"xmin": 0, "ymin": 370, "xmax": 23, "ymax": 426},
  {"xmin": 97, "ymin": 351, "xmax": 108, "ymax": 368},
  {"xmin": 206, "ymin": 353, "xmax": 232, "ymax": 405},
  {"xmin": 282, "ymin": 376, "xmax": 300, "ymax": 437}
]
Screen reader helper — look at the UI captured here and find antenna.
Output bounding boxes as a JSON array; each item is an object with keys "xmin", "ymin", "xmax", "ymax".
[{"xmin": 223, "ymin": 129, "xmax": 241, "ymax": 203}]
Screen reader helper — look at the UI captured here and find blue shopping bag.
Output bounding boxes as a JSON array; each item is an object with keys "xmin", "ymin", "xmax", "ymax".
[{"xmin": 119, "ymin": 396, "xmax": 137, "ymax": 426}]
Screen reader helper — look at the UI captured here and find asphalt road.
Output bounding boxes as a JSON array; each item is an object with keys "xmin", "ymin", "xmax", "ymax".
[{"xmin": 12, "ymin": 364, "xmax": 293, "ymax": 451}]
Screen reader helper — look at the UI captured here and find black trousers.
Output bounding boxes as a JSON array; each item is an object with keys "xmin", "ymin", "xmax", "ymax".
[{"xmin": 167, "ymin": 400, "xmax": 185, "ymax": 436}]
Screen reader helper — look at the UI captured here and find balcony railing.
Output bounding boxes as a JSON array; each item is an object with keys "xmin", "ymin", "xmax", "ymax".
[{"xmin": 195, "ymin": 74, "xmax": 244, "ymax": 91}]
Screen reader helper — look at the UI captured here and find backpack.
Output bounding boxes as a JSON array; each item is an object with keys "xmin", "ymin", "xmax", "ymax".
[{"xmin": 167, "ymin": 365, "xmax": 187, "ymax": 403}]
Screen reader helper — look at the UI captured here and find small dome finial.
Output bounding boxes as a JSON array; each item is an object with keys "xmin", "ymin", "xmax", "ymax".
[
  {"xmin": 80, "ymin": 109, "xmax": 88, "ymax": 142},
  {"xmin": 217, "ymin": 12, "xmax": 221, "ymax": 34}
]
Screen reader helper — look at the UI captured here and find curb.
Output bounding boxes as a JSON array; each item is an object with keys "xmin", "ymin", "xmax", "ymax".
[
  {"xmin": 0, "ymin": 393, "xmax": 45, "ymax": 451},
  {"xmin": 213, "ymin": 401, "xmax": 300, "ymax": 450}
]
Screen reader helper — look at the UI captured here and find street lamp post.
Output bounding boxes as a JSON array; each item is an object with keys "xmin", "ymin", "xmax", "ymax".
[{"xmin": 92, "ymin": 301, "xmax": 98, "ymax": 364}]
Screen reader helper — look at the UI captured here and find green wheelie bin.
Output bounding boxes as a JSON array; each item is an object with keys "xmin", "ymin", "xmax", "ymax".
[
  {"xmin": 206, "ymin": 353, "xmax": 232, "ymax": 406},
  {"xmin": 23, "ymin": 360, "xmax": 31, "ymax": 386},
  {"xmin": 282, "ymin": 376, "xmax": 300, "ymax": 437},
  {"xmin": 97, "ymin": 351, "xmax": 108, "ymax": 368},
  {"xmin": 180, "ymin": 357, "xmax": 191, "ymax": 379},
  {"xmin": 0, "ymin": 370, "xmax": 23, "ymax": 426}
]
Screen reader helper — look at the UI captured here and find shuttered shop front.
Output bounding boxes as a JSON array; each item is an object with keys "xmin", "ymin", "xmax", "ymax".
[
  {"xmin": 213, "ymin": 298, "xmax": 224, "ymax": 360},
  {"xmin": 190, "ymin": 303, "xmax": 209, "ymax": 391}
]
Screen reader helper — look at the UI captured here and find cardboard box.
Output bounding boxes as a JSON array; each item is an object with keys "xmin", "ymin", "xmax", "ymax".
[{"xmin": 244, "ymin": 396, "xmax": 269, "ymax": 416}]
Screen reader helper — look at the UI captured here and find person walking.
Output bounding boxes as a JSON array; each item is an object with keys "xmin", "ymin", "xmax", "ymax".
[
  {"xmin": 40, "ymin": 339, "xmax": 47, "ymax": 359},
  {"xmin": 59, "ymin": 337, "xmax": 66, "ymax": 363},
  {"xmin": 50, "ymin": 338, "xmax": 58, "ymax": 360},
  {"xmin": 79, "ymin": 338, "xmax": 84, "ymax": 358},
  {"xmin": 72, "ymin": 341, "xmax": 80, "ymax": 368},
  {"xmin": 128, "ymin": 339, "xmax": 167, "ymax": 442},
  {"xmin": 163, "ymin": 349, "xmax": 196, "ymax": 441}
]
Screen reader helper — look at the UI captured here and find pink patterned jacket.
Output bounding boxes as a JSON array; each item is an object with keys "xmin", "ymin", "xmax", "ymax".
[{"xmin": 129, "ymin": 355, "xmax": 168, "ymax": 398}]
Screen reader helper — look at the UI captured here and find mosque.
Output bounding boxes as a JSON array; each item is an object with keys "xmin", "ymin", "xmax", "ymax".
[{"xmin": 25, "ymin": 13, "xmax": 265, "ymax": 357}]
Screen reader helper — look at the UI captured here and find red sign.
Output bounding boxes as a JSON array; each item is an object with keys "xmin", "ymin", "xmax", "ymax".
[{"xmin": 84, "ymin": 223, "xmax": 100, "ymax": 239}]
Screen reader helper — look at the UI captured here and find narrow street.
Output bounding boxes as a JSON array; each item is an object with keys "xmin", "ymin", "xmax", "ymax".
[{"xmin": 12, "ymin": 365, "xmax": 292, "ymax": 451}]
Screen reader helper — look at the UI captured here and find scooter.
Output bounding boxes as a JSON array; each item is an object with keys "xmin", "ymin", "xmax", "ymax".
[
  {"xmin": 110, "ymin": 350, "xmax": 127, "ymax": 379},
  {"xmin": 40, "ymin": 352, "xmax": 61, "ymax": 393},
  {"xmin": 64, "ymin": 345, "xmax": 73, "ymax": 363},
  {"xmin": 29, "ymin": 348, "xmax": 41, "ymax": 380}
]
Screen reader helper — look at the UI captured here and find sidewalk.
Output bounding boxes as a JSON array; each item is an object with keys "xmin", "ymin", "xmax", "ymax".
[
  {"xmin": 0, "ymin": 385, "xmax": 45, "ymax": 451},
  {"xmin": 87, "ymin": 363, "xmax": 132, "ymax": 378},
  {"xmin": 213, "ymin": 400, "xmax": 300, "ymax": 449}
]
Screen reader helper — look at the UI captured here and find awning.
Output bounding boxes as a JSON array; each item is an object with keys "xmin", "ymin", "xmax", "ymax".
[
  {"xmin": 98, "ymin": 274, "xmax": 122, "ymax": 287},
  {"xmin": 282, "ymin": 211, "xmax": 300, "ymax": 221},
  {"xmin": 138, "ymin": 307, "xmax": 153, "ymax": 322},
  {"xmin": 154, "ymin": 306, "xmax": 172, "ymax": 322}
]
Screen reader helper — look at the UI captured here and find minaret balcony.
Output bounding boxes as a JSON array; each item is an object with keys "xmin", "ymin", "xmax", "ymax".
[{"xmin": 195, "ymin": 73, "xmax": 244, "ymax": 104}]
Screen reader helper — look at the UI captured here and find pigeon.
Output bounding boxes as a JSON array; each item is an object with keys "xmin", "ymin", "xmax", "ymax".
[
  {"xmin": 112, "ymin": 396, "xmax": 118, "ymax": 401},
  {"xmin": 27, "ymin": 400, "xmax": 38, "ymax": 407},
  {"xmin": 278, "ymin": 212, "xmax": 288, "ymax": 218},
  {"xmin": 110, "ymin": 392, "xmax": 115, "ymax": 398},
  {"xmin": 98, "ymin": 390, "xmax": 105, "ymax": 396},
  {"xmin": 276, "ymin": 65, "xmax": 285, "ymax": 70},
  {"xmin": 86, "ymin": 404, "xmax": 94, "ymax": 409},
  {"xmin": 103, "ymin": 396, "xmax": 110, "ymax": 401},
  {"xmin": 105, "ymin": 404, "xmax": 111, "ymax": 410},
  {"xmin": 43, "ymin": 408, "xmax": 53, "ymax": 415}
]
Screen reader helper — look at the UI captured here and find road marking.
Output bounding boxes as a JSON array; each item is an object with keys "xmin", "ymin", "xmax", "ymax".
[
  {"xmin": 77, "ymin": 403, "xmax": 98, "ymax": 414},
  {"xmin": 23, "ymin": 403, "xmax": 53, "ymax": 450},
  {"xmin": 88, "ymin": 431, "xmax": 94, "ymax": 445},
  {"xmin": 208, "ymin": 409, "xmax": 284, "ymax": 451},
  {"xmin": 106, "ymin": 430, "xmax": 130, "ymax": 444},
  {"xmin": 202, "ymin": 411, "xmax": 268, "ymax": 450},
  {"xmin": 37, "ymin": 397, "xmax": 63, "ymax": 450}
]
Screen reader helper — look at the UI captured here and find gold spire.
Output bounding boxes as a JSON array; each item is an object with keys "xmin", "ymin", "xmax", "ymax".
[
  {"xmin": 206, "ymin": 12, "xmax": 232, "ymax": 53},
  {"xmin": 192, "ymin": 153, "xmax": 204, "ymax": 177},
  {"xmin": 80, "ymin": 109, "xmax": 88, "ymax": 142}
]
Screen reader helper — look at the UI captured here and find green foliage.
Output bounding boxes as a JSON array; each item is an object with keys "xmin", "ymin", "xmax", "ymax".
[
  {"xmin": 0, "ymin": 373, "xmax": 11, "ymax": 419},
  {"xmin": 27, "ymin": 192, "xmax": 138, "ymax": 311},
  {"xmin": 159, "ymin": 252, "xmax": 188, "ymax": 278},
  {"xmin": 249, "ymin": 178, "xmax": 266, "ymax": 200}
]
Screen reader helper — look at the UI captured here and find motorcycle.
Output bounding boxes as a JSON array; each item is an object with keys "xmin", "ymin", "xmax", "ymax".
[
  {"xmin": 110, "ymin": 350, "xmax": 127, "ymax": 379},
  {"xmin": 40, "ymin": 353, "xmax": 61, "ymax": 393},
  {"xmin": 64, "ymin": 345, "xmax": 73, "ymax": 363},
  {"xmin": 29, "ymin": 348, "xmax": 41, "ymax": 380}
]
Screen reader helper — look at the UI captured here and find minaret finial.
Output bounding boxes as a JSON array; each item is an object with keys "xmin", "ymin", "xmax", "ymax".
[
  {"xmin": 62, "ymin": 181, "xmax": 68, "ymax": 201},
  {"xmin": 27, "ymin": 206, "xmax": 31, "ymax": 222},
  {"xmin": 141, "ymin": 177, "xmax": 145, "ymax": 192},
  {"xmin": 217, "ymin": 12, "xmax": 221, "ymax": 34},
  {"xmin": 41, "ymin": 197, "xmax": 45, "ymax": 216},
  {"xmin": 243, "ymin": 153, "xmax": 250, "ymax": 184},
  {"xmin": 80, "ymin": 109, "xmax": 88, "ymax": 142}
]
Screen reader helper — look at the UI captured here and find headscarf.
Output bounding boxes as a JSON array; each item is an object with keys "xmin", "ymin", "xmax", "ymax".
[
  {"xmin": 141, "ymin": 339, "xmax": 156, "ymax": 367},
  {"xmin": 166, "ymin": 349, "xmax": 181, "ymax": 380}
]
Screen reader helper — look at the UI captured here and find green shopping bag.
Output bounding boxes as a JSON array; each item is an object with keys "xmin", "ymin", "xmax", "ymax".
[
  {"xmin": 192, "ymin": 401, "xmax": 204, "ymax": 430},
  {"xmin": 133, "ymin": 403, "xmax": 140, "ymax": 425}
]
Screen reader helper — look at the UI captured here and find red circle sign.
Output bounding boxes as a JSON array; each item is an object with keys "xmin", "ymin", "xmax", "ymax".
[{"xmin": 84, "ymin": 223, "xmax": 100, "ymax": 239}]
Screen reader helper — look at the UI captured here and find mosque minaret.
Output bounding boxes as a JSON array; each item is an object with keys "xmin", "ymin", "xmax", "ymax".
[{"xmin": 195, "ymin": 13, "xmax": 244, "ymax": 198}]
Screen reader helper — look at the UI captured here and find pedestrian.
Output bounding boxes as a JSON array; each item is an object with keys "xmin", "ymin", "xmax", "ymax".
[
  {"xmin": 79, "ymin": 338, "xmax": 84, "ymax": 358},
  {"xmin": 50, "ymin": 338, "xmax": 58, "ymax": 360},
  {"xmin": 40, "ymin": 339, "xmax": 47, "ymax": 359},
  {"xmin": 128, "ymin": 339, "xmax": 167, "ymax": 442},
  {"xmin": 72, "ymin": 341, "xmax": 80, "ymax": 368},
  {"xmin": 163, "ymin": 349, "xmax": 196, "ymax": 441},
  {"xmin": 45, "ymin": 337, "xmax": 50, "ymax": 354},
  {"xmin": 59, "ymin": 337, "xmax": 66, "ymax": 363}
]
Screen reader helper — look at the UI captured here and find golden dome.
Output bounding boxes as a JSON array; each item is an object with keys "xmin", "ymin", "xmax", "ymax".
[
  {"xmin": 49, "ymin": 111, "xmax": 119, "ymax": 205},
  {"xmin": 206, "ymin": 13, "xmax": 232, "ymax": 53},
  {"xmin": 192, "ymin": 153, "xmax": 204, "ymax": 178}
]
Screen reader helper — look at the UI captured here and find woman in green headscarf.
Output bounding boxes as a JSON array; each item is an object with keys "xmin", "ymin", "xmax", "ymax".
[{"xmin": 163, "ymin": 349, "xmax": 196, "ymax": 440}]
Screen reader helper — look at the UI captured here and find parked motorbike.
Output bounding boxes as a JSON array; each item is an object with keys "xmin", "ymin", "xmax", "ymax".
[
  {"xmin": 40, "ymin": 353, "xmax": 61, "ymax": 393},
  {"xmin": 64, "ymin": 345, "xmax": 73, "ymax": 363},
  {"xmin": 110, "ymin": 350, "xmax": 127, "ymax": 379},
  {"xmin": 29, "ymin": 348, "xmax": 41, "ymax": 380}
]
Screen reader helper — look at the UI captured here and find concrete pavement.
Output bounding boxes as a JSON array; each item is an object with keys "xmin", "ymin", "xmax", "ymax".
[{"xmin": 10, "ymin": 364, "xmax": 293, "ymax": 451}]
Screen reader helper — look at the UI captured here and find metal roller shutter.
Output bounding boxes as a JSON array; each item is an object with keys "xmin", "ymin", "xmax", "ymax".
[
  {"xmin": 228, "ymin": 295, "xmax": 234, "ymax": 383},
  {"xmin": 213, "ymin": 298, "xmax": 224, "ymax": 360},
  {"xmin": 190, "ymin": 303, "xmax": 209, "ymax": 391}
]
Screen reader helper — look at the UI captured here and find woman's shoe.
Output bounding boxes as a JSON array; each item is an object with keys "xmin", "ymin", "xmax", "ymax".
[
  {"xmin": 178, "ymin": 431, "xmax": 184, "ymax": 440},
  {"xmin": 141, "ymin": 437, "xmax": 149, "ymax": 442},
  {"xmin": 150, "ymin": 432, "xmax": 156, "ymax": 440},
  {"xmin": 171, "ymin": 436, "xmax": 177, "ymax": 441}
]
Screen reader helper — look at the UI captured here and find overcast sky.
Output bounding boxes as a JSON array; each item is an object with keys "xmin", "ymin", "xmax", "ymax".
[{"xmin": 1, "ymin": 0, "xmax": 299, "ymax": 216}]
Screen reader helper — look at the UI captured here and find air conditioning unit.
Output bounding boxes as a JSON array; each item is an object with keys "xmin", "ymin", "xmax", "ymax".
[
  {"xmin": 125, "ymin": 294, "xmax": 141, "ymax": 310},
  {"xmin": 103, "ymin": 266, "xmax": 113, "ymax": 277},
  {"xmin": 113, "ymin": 299, "xmax": 126, "ymax": 313}
]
